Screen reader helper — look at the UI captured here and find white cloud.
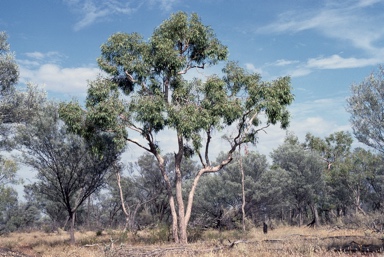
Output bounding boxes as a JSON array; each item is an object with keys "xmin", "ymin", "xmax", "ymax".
[
  {"xmin": 25, "ymin": 51, "xmax": 62, "ymax": 60},
  {"xmin": 19, "ymin": 63, "xmax": 101, "ymax": 96},
  {"xmin": 260, "ymin": 1, "xmax": 384, "ymax": 52},
  {"xmin": 357, "ymin": 0, "xmax": 382, "ymax": 7},
  {"xmin": 289, "ymin": 67, "xmax": 312, "ymax": 78},
  {"xmin": 21, "ymin": 51, "xmax": 66, "ymax": 68},
  {"xmin": 306, "ymin": 54, "xmax": 381, "ymax": 69},
  {"xmin": 245, "ymin": 63, "xmax": 264, "ymax": 75},
  {"xmin": 274, "ymin": 59, "xmax": 299, "ymax": 66},
  {"xmin": 65, "ymin": 0, "xmax": 140, "ymax": 31},
  {"xmin": 149, "ymin": 0, "xmax": 178, "ymax": 12},
  {"xmin": 65, "ymin": 0, "xmax": 177, "ymax": 31},
  {"xmin": 256, "ymin": 0, "xmax": 384, "ymax": 75}
]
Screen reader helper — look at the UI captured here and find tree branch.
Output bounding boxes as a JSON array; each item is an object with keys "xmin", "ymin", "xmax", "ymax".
[
  {"xmin": 126, "ymin": 137, "xmax": 151, "ymax": 152},
  {"xmin": 177, "ymin": 63, "xmax": 205, "ymax": 75}
]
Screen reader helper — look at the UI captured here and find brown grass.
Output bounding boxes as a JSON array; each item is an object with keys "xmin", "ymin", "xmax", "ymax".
[{"xmin": 0, "ymin": 226, "xmax": 382, "ymax": 257}]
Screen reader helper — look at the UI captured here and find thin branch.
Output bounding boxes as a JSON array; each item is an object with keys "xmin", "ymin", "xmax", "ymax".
[{"xmin": 126, "ymin": 137, "xmax": 151, "ymax": 152}]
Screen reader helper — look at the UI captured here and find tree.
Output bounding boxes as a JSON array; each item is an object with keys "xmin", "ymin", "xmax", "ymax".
[
  {"xmin": 16, "ymin": 103, "xmax": 120, "ymax": 244},
  {"xmin": 0, "ymin": 158, "xmax": 25, "ymax": 234},
  {"xmin": 347, "ymin": 66, "xmax": 384, "ymax": 153},
  {"xmin": 24, "ymin": 184, "xmax": 68, "ymax": 230},
  {"xmin": 329, "ymin": 148, "xmax": 378, "ymax": 215},
  {"xmin": 193, "ymin": 151, "xmax": 269, "ymax": 229},
  {"xmin": 0, "ymin": 31, "xmax": 18, "ymax": 93},
  {"xmin": 0, "ymin": 186, "xmax": 18, "ymax": 233},
  {"xmin": 0, "ymin": 32, "xmax": 44, "ymax": 132},
  {"xmin": 304, "ymin": 131, "xmax": 353, "ymax": 170},
  {"xmin": 0, "ymin": 32, "xmax": 45, "ymax": 233},
  {"xmin": 60, "ymin": 12, "xmax": 294, "ymax": 243},
  {"xmin": 271, "ymin": 134, "xmax": 325, "ymax": 227}
]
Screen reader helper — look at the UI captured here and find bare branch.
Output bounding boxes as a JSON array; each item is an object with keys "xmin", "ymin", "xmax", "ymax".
[{"xmin": 126, "ymin": 137, "xmax": 151, "ymax": 152}]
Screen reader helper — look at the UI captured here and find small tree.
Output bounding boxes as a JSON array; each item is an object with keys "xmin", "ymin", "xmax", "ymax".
[
  {"xmin": 16, "ymin": 103, "xmax": 120, "ymax": 244},
  {"xmin": 60, "ymin": 12, "xmax": 293, "ymax": 243},
  {"xmin": 347, "ymin": 66, "xmax": 384, "ymax": 153}
]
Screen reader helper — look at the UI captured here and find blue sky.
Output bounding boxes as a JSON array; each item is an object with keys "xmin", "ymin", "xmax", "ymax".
[{"xmin": 2, "ymin": 0, "xmax": 383, "ymax": 162}]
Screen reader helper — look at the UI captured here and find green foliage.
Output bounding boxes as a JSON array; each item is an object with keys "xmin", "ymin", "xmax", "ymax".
[
  {"xmin": 0, "ymin": 158, "xmax": 19, "ymax": 185},
  {"xmin": 60, "ymin": 77, "xmax": 127, "ymax": 151},
  {"xmin": 0, "ymin": 186, "xmax": 18, "ymax": 233},
  {"xmin": 304, "ymin": 131, "xmax": 353, "ymax": 169},
  {"xmin": 347, "ymin": 66, "xmax": 384, "ymax": 153},
  {"xmin": 192, "ymin": 151, "xmax": 270, "ymax": 228},
  {"xmin": 271, "ymin": 134, "xmax": 326, "ymax": 225},
  {"xmin": 69, "ymin": 11, "xmax": 293, "ymax": 155},
  {"xmin": 149, "ymin": 223, "xmax": 170, "ymax": 243},
  {"xmin": 16, "ymin": 102, "xmax": 120, "ymax": 240},
  {"xmin": 0, "ymin": 31, "xmax": 18, "ymax": 93},
  {"xmin": 328, "ymin": 147, "xmax": 381, "ymax": 214}
]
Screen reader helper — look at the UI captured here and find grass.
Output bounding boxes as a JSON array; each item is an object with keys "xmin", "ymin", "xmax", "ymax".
[{"xmin": 0, "ymin": 226, "xmax": 382, "ymax": 256}]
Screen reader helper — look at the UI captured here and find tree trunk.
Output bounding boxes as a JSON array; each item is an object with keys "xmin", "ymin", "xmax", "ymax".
[
  {"xmin": 175, "ymin": 171, "xmax": 187, "ymax": 244},
  {"xmin": 307, "ymin": 203, "xmax": 319, "ymax": 228},
  {"xmin": 87, "ymin": 196, "xmax": 91, "ymax": 230},
  {"xmin": 298, "ymin": 207, "xmax": 303, "ymax": 227},
  {"xmin": 238, "ymin": 147, "xmax": 246, "ymax": 232},
  {"xmin": 155, "ymin": 153, "xmax": 179, "ymax": 243},
  {"xmin": 116, "ymin": 170, "xmax": 132, "ymax": 231},
  {"xmin": 69, "ymin": 212, "xmax": 76, "ymax": 245},
  {"xmin": 175, "ymin": 133, "xmax": 187, "ymax": 244}
]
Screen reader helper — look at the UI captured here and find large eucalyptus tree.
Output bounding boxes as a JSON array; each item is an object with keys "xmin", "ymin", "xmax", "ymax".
[{"xmin": 60, "ymin": 12, "xmax": 294, "ymax": 243}]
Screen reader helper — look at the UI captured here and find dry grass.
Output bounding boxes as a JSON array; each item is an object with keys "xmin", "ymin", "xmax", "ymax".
[{"xmin": 0, "ymin": 226, "xmax": 382, "ymax": 257}]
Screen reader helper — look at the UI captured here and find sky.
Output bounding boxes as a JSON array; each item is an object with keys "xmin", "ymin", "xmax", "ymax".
[{"xmin": 1, "ymin": 0, "xmax": 384, "ymax": 184}]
